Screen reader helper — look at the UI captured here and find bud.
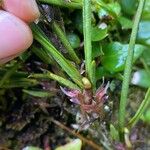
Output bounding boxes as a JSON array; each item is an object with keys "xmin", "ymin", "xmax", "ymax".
[{"xmin": 82, "ymin": 77, "xmax": 91, "ymax": 89}]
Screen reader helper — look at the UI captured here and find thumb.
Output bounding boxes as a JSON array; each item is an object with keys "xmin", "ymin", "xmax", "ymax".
[{"xmin": 0, "ymin": 10, "xmax": 33, "ymax": 64}]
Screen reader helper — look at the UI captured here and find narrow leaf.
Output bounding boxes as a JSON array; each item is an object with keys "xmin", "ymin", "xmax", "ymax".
[
  {"xmin": 30, "ymin": 72, "xmax": 80, "ymax": 90},
  {"xmin": 0, "ymin": 79, "xmax": 39, "ymax": 88},
  {"xmin": 110, "ymin": 124, "xmax": 120, "ymax": 141},
  {"xmin": 0, "ymin": 63, "xmax": 20, "ymax": 87},
  {"xmin": 31, "ymin": 24, "xmax": 83, "ymax": 88},
  {"xmin": 53, "ymin": 22, "xmax": 80, "ymax": 64},
  {"xmin": 55, "ymin": 139, "xmax": 82, "ymax": 150},
  {"xmin": 23, "ymin": 89, "xmax": 53, "ymax": 98}
]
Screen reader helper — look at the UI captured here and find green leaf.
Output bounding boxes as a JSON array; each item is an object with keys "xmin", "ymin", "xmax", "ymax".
[
  {"xmin": 0, "ymin": 63, "xmax": 20, "ymax": 87},
  {"xmin": 142, "ymin": 48, "xmax": 150, "ymax": 66},
  {"xmin": 142, "ymin": 0, "xmax": 150, "ymax": 20},
  {"xmin": 101, "ymin": 42, "xmax": 145, "ymax": 72},
  {"xmin": 0, "ymin": 65, "xmax": 38, "ymax": 88},
  {"xmin": 92, "ymin": 42, "xmax": 103, "ymax": 58},
  {"xmin": 110, "ymin": 124, "xmax": 119, "ymax": 141},
  {"xmin": 137, "ymin": 21, "xmax": 150, "ymax": 46},
  {"xmin": 55, "ymin": 139, "xmax": 82, "ymax": 150},
  {"xmin": 19, "ymin": 51, "xmax": 31, "ymax": 62},
  {"xmin": 53, "ymin": 22, "xmax": 80, "ymax": 63},
  {"xmin": 31, "ymin": 46, "xmax": 54, "ymax": 65},
  {"xmin": 30, "ymin": 71, "xmax": 80, "ymax": 90},
  {"xmin": 0, "ymin": 70, "xmax": 28, "ymax": 79},
  {"xmin": 120, "ymin": 0, "xmax": 137, "ymax": 16},
  {"xmin": 107, "ymin": 2, "xmax": 121, "ymax": 17},
  {"xmin": 0, "ymin": 79, "xmax": 39, "ymax": 88},
  {"xmin": 22, "ymin": 146, "xmax": 42, "ymax": 150},
  {"xmin": 96, "ymin": 66, "xmax": 110, "ymax": 80},
  {"xmin": 31, "ymin": 24, "xmax": 83, "ymax": 88},
  {"xmin": 31, "ymin": 46, "xmax": 65, "ymax": 76},
  {"xmin": 131, "ymin": 69, "xmax": 150, "ymax": 88},
  {"xmin": 91, "ymin": 26, "xmax": 108, "ymax": 41},
  {"xmin": 118, "ymin": 16, "xmax": 133, "ymax": 29},
  {"xmin": 23, "ymin": 90, "xmax": 53, "ymax": 98}
]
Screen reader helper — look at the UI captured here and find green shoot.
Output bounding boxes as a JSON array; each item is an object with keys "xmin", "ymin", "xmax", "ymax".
[
  {"xmin": 119, "ymin": 0, "xmax": 146, "ymax": 131},
  {"xmin": 83, "ymin": 0, "xmax": 92, "ymax": 83}
]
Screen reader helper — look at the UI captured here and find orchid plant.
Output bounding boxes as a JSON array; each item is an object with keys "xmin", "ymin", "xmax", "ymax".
[{"xmin": 30, "ymin": 0, "xmax": 111, "ymax": 127}]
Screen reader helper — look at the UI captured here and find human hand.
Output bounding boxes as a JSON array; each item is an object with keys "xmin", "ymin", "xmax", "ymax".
[{"xmin": 0, "ymin": 0, "xmax": 40, "ymax": 64}]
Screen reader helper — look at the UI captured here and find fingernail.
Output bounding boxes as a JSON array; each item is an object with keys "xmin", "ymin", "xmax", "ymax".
[{"xmin": 2, "ymin": 0, "xmax": 40, "ymax": 22}]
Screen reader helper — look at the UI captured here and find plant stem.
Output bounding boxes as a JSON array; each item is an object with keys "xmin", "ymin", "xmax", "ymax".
[
  {"xmin": 83, "ymin": 0, "xmax": 92, "ymax": 82},
  {"xmin": 127, "ymin": 88, "xmax": 150, "ymax": 129},
  {"xmin": 52, "ymin": 22, "xmax": 80, "ymax": 64},
  {"xmin": 38, "ymin": 0, "xmax": 82, "ymax": 9},
  {"xmin": 119, "ymin": 0, "xmax": 145, "ymax": 131}
]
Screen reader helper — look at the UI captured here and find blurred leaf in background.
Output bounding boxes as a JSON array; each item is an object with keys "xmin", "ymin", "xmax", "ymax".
[
  {"xmin": 132, "ymin": 70, "xmax": 150, "ymax": 88},
  {"xmin": 119, "ymin": 0, "xmax": 137, "ymax": 16},
  {"xmin": 91, "ymin": 26, "xmax": 108, "ymax": 42},
  {"xmin": 55, "ymin": 139, "xmax": 82, "ymax": 150},
  {"xmin": 101, "ymin": 42, "xmax": 145, "ymax": 72},
  {"xmin": 137, "ymin": 21, "xmax": 150, "ymax": 46},
  {"xmin": 142, "ymin": 0, "xmax": 150, "ymax": 20},
  {"xmin": 22, "ymin": 146, "xmax": 42, "ymax": 150}
]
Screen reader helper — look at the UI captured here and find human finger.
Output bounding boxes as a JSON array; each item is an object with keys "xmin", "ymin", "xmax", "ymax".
[
  {"xmin": 2, "ymin": 0, "xmax": 40, "ymax": 22},
  {"xmin": 0, "ymin": 10, "xmax": 33, "ymax": 63}
]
